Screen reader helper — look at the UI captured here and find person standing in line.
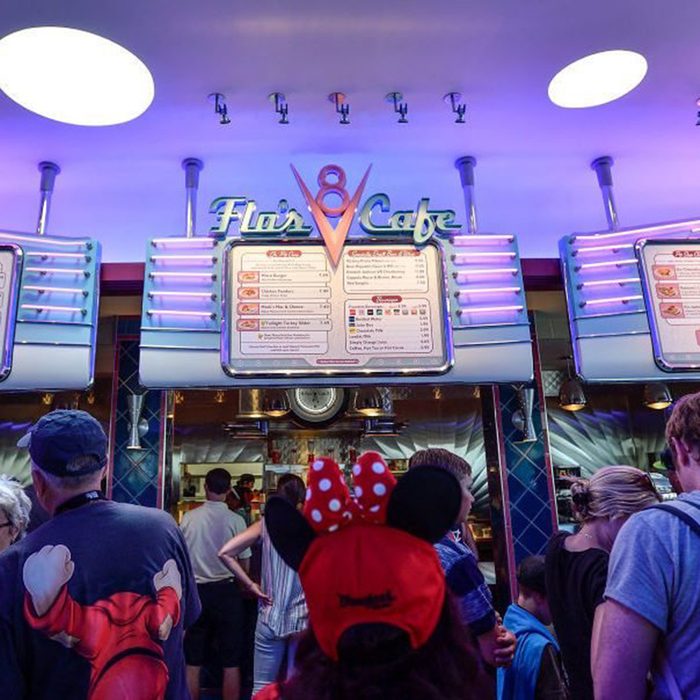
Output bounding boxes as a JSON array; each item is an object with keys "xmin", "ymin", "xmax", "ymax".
[
  {"xmin": 181, "ymin": 468, "xmax": 251, "ymax": 700},
  {"xmin": 219, "ymin": 473, "xmax": 308, "ymax": 694},
  {"xmin": 545, "ymin": 466, "xmax": 660, "ymax": 700},
  {"xmin": 593, "ymin": 392, "xmax": 700, "ymax": 699},
  {"xmin": 0, "ymin": 409, "xmax": 200, "ymax": 700},
  {"xmin": 497, "ymin": 556, "xmax": 568, "ymax": 700},
  {"xmin": 408, "ymin": 448, "xmax": 517, "ymax": 669},
  {"xmin": 0, "ymin": 476, "xmax": 31, "ymax": 553}
]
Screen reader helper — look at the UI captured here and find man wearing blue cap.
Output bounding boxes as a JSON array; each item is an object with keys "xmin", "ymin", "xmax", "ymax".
[{"xmin": 0, "ymin": 409, "xmax": 201, "ymax": 700}]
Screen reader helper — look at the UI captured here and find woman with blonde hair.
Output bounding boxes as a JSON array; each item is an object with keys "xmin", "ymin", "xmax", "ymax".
[{"xmin": 544, "ymin": 466, "xmax": 660, "ymax": 700}]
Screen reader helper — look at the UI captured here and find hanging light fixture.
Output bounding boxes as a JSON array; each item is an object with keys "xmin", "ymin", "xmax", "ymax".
[
  {"xmin": 559, "ymin": 378, "xmax": 586, "ymax": 411},
  {"xmin": 262, "ymin": 389, "xmax": 290, "ymax": 417},
  {"xmin": 644, "ymin": 383, "xmax": 672, "ymax": 410},
  {"xmin": 354, "ymin": 387, "xmax": 384, "ymax": 416}
]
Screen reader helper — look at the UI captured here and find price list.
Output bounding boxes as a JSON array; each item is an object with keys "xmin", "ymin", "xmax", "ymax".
[{"xmin": 226, "ymin": 243, "xmax": 449, "ymax": 375}]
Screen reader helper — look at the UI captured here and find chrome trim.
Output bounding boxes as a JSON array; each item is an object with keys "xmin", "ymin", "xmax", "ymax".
[{"xmin": 0, "ymin": 244, "xmax": 23, "ymax": 381}]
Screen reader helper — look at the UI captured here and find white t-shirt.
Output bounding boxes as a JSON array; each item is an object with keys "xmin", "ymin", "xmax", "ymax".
[{"xmin": 181, "ymin": 501, "xmax": 251, "ymax": 584}]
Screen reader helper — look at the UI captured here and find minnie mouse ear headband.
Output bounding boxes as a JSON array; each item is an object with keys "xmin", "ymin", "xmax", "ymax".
[{"xmin": 265, "ymin": 451, "xmax": 462, "ymax": 661}]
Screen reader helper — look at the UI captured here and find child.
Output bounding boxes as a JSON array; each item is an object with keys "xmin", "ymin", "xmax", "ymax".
[{"xmin": 497, "ymin": 556, "xmax": 568, "ymax": 700}]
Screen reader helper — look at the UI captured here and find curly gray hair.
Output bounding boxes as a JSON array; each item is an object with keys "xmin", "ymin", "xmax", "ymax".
[{"xmin": 0, "ymin": 476, "xmax": 31, "ymax": 542}]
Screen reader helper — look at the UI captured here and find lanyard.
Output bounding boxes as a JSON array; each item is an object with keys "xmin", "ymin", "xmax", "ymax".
[{"xmin": 54, "ymin": 490, "xmax": 105, "ymax": 516}]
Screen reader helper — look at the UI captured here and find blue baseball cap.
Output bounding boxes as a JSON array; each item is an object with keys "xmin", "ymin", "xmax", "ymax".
[{"xmin": 18, "ymin": 409, "xmax": 108, "ymax": 477}]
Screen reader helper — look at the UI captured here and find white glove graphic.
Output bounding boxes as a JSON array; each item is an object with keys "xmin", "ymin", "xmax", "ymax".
[
  {"xmin": 23, "ymin": 544, "xmax": 75, "ymax": 617},
  {"xmin": 153, "ymin": 558, "xmax": 182, "ymax": 601}
]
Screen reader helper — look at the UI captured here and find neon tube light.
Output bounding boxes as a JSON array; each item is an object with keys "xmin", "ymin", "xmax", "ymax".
[
  {"xmin": 147, "ymin": 309, "xmax": 216, "ymax": 318},
  {"xmin": 575, "ymin": 259, "xmax": 637, "ymax": 271},
  {"xmin": 150, "ymin": 254, "xmax": 216, "ymax": 262},
  {"xmin": 148, "ymin": 291, "xmax": 215, "ymax": 299},
  {"xmin": 580, "ymin": 295, "xmax": 643, "ymax": 307},
  {"xmin": 458, "ymin": 304, "xmax": 524, "ymax": 314},
  {"xmin": 573, "ymin": 243, "xmax": 634, "ymax": 254},
  {"xmin": 25, "ymin": 267, "xmax": 88, "ymax": 275},
  {"xmin": 0, "ymin": 232, "xmax": 89, "ymax": 247},
  {"xmin": 453, "ymin": 268, "xmax": 519, "ymax": 279},
  {"xmin": 571, "ymin": 220, "xmax": 700, "ymax": 242},
  {"xmin": 23, "ymin": 285, "xmax": 86, "ymax": 294},
  {"xmin": 151, "ymin": 237, "xmax": 216, "ymax": 246},
  {"xmin": 577, "ymin": 277, "xmax": 640, "ymax": 289},
  {"xmin": 22, "ymin": 304, "xmax": 85, "ymax": 313},
  {"xmin": 452, "ymin": 252, "xmax": 517, "ymax": 261},
  {"xmin": 149, "ymin": 271, "xmax": 216, "ymax": 279},
  {"xmin": 26, "ymin": 251, "xmax": 88, "ymax": 260},
  {"xmin": 451, "ymin": 235, "xmax": 514, "ymax": 245},
  {"xmin": 456, "ymin": 286, "xmax": 521, "ymax": 296}
]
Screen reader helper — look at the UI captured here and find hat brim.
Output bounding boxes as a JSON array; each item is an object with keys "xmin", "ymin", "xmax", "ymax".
[{"xmin": 16, "ymin": 430, "xmax": 32, "ymax": 448}]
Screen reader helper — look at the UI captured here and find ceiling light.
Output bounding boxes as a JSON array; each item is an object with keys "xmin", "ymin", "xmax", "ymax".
[
  {"xmin": 548, "ymin": 50, "xmax": 647, "ymax": 108},
  {"xmin": 262, "ymin": 389, "xmax": 290, "ymax": 418},
  {"xmin": 354, "ymin": 387, "xmax": 384, "ymax": 417},
  {"xmin": 559, "ymin": 378, "xmax": 587, "ymax": 412},
  {"xmin": 0, "ymin": 27, "xmax": 154, "ymax": 126},
  {"xmin": 644, "ymin": 383, "xmax": 672, "ymax": 410}
]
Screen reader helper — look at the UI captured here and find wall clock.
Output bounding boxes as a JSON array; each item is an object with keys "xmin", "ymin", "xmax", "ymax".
[{"xmin": 287, "ymin": 387, "xmax": 347, "ymax": 426}]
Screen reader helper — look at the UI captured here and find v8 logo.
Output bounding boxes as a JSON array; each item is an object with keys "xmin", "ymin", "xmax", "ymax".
[{"xmin": 290, "ymin": 164, "xmax": 372, "ymax": 266}]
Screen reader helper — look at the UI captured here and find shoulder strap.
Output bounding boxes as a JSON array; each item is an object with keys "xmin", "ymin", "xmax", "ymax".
[{"xmin": 650, "ymin": 502, "xmax": 700, "ymax": 538}]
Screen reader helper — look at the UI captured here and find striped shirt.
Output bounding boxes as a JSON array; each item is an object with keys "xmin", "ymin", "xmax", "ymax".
[
  {"xmin": 258, "ymin": 520, "xmax": 308, "ymax": 637},
  {"xmin": 435, "ymin": 534, "xmax": 496, "ymax": 637}
]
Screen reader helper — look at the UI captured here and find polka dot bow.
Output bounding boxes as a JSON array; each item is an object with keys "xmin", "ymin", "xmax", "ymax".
[{"xmin": 303, "ymin": 452, "xmax": 397, "ymax": 533}]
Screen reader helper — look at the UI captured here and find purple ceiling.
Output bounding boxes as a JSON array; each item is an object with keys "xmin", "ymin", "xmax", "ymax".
[{"xmin": 0, "ymin": 0, "xmax": 698, "ymax": 261}]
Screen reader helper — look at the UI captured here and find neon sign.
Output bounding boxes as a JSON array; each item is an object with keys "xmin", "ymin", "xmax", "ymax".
[{"xmin": 209, "ymin": 164, "xmax": 462, "ymax": 262}]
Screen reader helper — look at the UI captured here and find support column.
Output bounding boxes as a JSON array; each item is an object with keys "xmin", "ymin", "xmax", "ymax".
[
  {"xmin": 107, "ymin": 317, "xmax": 166, "ymax": 507},
  {"xmin": 480, "ymin": 314, "xmax": 558, "ymax": 607}
]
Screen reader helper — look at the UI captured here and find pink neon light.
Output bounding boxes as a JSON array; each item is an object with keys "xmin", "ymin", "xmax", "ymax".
[
  {"xmin": 22, "ymin": 304, "xmax": 85, "ymax": 313},
  {"xmin": 25, "ymin": 266, "xmax": 87, "ymax": 275},
  {"xmin": 148, "ymin": 291, "xmax": 214, "ymax": 298},
  {"xmin": 458, "ymin": 304, "xmax": 524, "ymax": 314},
  {"xmin": 150, "ymin": 254, "xmax": 216, "ymax": 262},
  {"xmin": 575, "ymin": 259, "xmax": 637, "ymax": 271},
  {"xmin": 456, "ymin": 286, "xmax": 521, "ymax": 296},
  {"xmin": 0, "ymin": 232, "xmax": 89, "ymax": 247},
  {"xmin": 151, "ymin": 237, "xmax": 216, "ymax": 246},
  {"xmin": 571, "ymin": 220, "xmax": 700, "ymax": 242},
  {"xmin": 148, "ymin": 309, "xmax": 215, "ymax": 318},
  {"xmin": 580, "ymin": 295, "xmax": 643, "ymax": 307},
  {"xmin": 451, "ymin": 235, "xmax": 514, "ymax": 245},
  {"xmin": 452, "ymin": 252, "xmax": 516, "ymax": 262},
  {"xmin": 149, "ymin": 271, "xmax": 215, "ymax": 279},
  {"xmin": 577, "ymin": 277, "xmax": 640, "ymax": 289},
  {"xmin": 23, "ymin": 285, "xmax": 86, "ymax": 294}
]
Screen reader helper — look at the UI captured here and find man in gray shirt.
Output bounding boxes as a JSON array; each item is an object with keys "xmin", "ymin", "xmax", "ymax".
[{"xmin": 593, "ymin": 391, "xmax": 700, "ymax": 699}]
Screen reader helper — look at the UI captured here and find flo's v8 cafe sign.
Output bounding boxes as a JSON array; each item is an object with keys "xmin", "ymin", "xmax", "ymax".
[{"xmin": 209, "ymin": 164, "xmax": 461, "ymax": 264}]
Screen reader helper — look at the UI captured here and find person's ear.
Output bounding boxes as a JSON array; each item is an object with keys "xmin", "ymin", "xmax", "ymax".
[
  {"xmin": 32, "ymin": 468, "xmax": 50, "ymax": 511},
  {"xmin": 386, "ymin": 466, "xmax": 461, "ymax": 543},
  {"xmin": 670, "ymin": 437, "xmax": 690, "ymax": 469},
  {"xmin": 265, "ymin": 496, "xmax": 316, "ymax": 570}
]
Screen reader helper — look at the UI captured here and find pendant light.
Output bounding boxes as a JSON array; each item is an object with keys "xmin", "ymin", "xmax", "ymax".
[
  {"xmin": 262, "ymin": 389, "xmax": 290, "ymax": 417},
  {"xmin": 644, "ymin": 383, "xmax": 672, "ymax": 410},
  {"xmin": 559, "ymin": 358, "xmax": 587, "ymax": 412}
]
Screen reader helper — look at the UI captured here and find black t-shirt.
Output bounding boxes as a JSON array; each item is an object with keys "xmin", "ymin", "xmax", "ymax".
[
  {"xmin": 0, "ymin": 499, "xmax": 201, "ymax": 700},
  {"xmin": 544, "ymin": 532, "xmax": 608, "ymax": 700}
]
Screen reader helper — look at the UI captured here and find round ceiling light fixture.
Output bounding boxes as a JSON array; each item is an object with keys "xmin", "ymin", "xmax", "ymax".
[
  {"xmin": 548, "ymin": 50, "xmax": 647, "ymax": 108},
  {"xmin": 0, "ymin": 26, "xmax": 154, "ymax": 126}
]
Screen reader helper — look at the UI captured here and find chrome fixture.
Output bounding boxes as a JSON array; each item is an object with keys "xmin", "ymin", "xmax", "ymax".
[
  {"xmin": 385, "ymin": 91, "xmax": 408, "ymax": 123},
  {"xmin": 268, "ymin": 92, "xmax": 289, "ymax": 124},
  {"xmin": 591, "ymin": 156, "xmax": 619, "ymax": 231},
  {"xmin": 209, "ymin": 92, "xmax": 231, "ymax": 125},
  {"xmin": 454, "ymin": 156, "xmax": 478, "ymax": 234},
  {"xmin": 328, "ymin": 92, "xmax": 350, "ymax": 125},
  {"xmin": 36, "ymin": 161, "xmax": 60, "ymax": 235},
  {"xmin": 444, "ymin": 92, "xmax": 466, "ymax": 124},
  {"xmin": 127, "ymin": 392, "xmax": 149, "ymax": 450},
  {"xmin": 182, "ymin": 158, "xmax": 203, "ymax": 238}
]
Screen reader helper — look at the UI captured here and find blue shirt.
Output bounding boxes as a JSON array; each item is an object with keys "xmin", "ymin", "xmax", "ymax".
[
  {"xmin": 605, "ymin": 492, "xmax": 700, "ymax": 699},
  {"xmin": 435, "ymin": 534, "xmax": 496, "ymax": 637}
]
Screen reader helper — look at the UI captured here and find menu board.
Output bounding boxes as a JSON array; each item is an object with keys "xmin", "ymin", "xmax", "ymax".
[
  {"xmin": 637, "ymin": 239, "xmax": 700, "ymax": 370},
  {"xmin": 224, "ymin": 241, "xmax": 451, "ymax": 376},
  {"xmin": 0, "ymin": 245, "xmax": 18, "ymax": 380}
]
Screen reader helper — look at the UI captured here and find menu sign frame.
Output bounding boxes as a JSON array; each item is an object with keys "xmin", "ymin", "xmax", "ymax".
[
  {"xmin": 637, "ymin": 238, "xmax": 700, "ymax": 371},
  {"xmin": 0, "ymin": 244, "xmax": 22, "ymax": 382},
  {"xmin": 221, "ymin": 238, "xmax": 453, "ymax": 378}
]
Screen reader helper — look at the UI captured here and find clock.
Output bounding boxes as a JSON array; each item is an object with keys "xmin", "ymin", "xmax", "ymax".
[{"xmin": 287, "ymin": 387, "xmax": 347, "ymax": 426}]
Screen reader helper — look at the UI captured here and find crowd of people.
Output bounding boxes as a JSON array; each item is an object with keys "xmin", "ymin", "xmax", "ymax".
[{"xmin": 0, "ymin": 391, "xmax": 699, "ymax": 699}]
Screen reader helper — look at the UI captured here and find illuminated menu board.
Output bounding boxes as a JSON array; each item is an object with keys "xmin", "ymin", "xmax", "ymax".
[
  {"xmin": 0, "ymin": 245, "xmax": 19, "ymax": 381},
  {"xmin": 638, "ymin": 239, "xmax": 700, "ymax": 370},
  {"xmin": 224, "ymin": 241, "xmax": 451, "ymax": 376}
]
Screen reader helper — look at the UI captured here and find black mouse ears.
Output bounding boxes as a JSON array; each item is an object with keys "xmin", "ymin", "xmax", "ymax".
[{"xmin": 266, "ymin": 465, "xmax": 462, "ymax": 571}]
